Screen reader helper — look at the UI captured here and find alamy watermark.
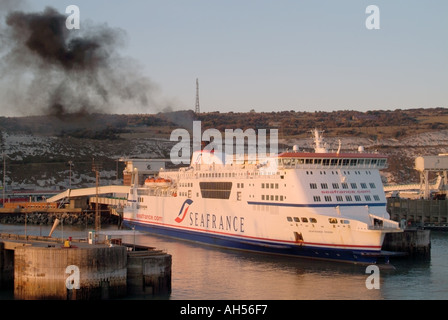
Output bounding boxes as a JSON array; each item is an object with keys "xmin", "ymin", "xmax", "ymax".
[
  {"xmin": 66, "ymin": 264, "xmax": 80, "ymax": 290},
  {"xmin": 365, "ymin": 265, "xmax": 380, "ymax": 289},
  {"xmin": 169, "ymin": 121, "xmax": 278, "ymax": 166},
  {"xmin": 366, "ymin": 5, "xmax": 380, "ymax": 30},
  {"xmin": 65, "ymin": 4, "xmax": 380, "ymax": 31},
  {"xmin": 65, "ymin": 5, "xmax": 80, "ymax": 30}
]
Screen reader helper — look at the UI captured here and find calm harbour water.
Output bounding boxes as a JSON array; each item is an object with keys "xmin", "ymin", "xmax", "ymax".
[{"xmin": 1, "ymin": 223, "xmax": 447, "ymax": 300}]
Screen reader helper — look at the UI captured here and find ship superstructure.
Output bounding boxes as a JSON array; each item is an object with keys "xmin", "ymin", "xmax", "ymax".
[{"xmin": 123, "ymin": 129, "xmax": 402, "ymax": 264}]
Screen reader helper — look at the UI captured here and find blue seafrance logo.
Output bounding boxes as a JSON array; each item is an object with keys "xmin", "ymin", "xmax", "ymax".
[{"xmin": 175, "ymin": 199, "xmax": 193, "ymax": 223}]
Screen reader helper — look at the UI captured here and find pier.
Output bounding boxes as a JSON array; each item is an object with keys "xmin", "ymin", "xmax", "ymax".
[
  {"xmin": 382, "ymin": 228, "xmax": 431, "ymax": 258},
  {"xmin": 0, "ymin": 232, "xmax": 171, "ymax": 300},
  {"xmin": 387, "ymin": 197, "xmax": 448, "ymax": 230}
]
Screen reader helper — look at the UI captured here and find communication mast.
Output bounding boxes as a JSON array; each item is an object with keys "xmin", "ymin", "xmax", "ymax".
[
  {"xmin": 92, "ymin": 158, "xmax": 102, "ymax": 233},
  {"xmin": 195, "ymin": 78, "xmax": 200, "ymax": 114}
]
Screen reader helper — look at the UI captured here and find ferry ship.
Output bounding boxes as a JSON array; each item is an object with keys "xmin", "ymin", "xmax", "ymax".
[{"xmin": 122, "ymin": 130, "xmax": 402, "ymax": 264}]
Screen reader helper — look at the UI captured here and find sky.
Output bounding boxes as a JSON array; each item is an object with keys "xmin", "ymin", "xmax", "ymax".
[{"xmin": 0, "ymin": 0, "xmax": 447, "ymax": 116}]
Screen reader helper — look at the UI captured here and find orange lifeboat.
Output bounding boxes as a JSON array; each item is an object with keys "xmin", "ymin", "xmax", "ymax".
[
  {"xmin": 144, "ymin": 177, "xmax": 156, "ymax": 186},
  {"xmin": 151, "ymin": 177, "xmax": 171, "ymax": 187}
]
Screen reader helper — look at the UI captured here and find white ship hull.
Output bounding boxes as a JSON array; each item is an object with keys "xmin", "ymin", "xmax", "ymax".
[{"xmin": 123, "ymin": 196, "xmax": 395, "ymax": 263}]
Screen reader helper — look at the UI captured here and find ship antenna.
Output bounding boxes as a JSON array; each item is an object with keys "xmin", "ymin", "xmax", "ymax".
[
  {"xmin": 313, "ymin": 128, "xmax": 328, "ymax": 153},
  {"xmin": 195, "ymin": 78, "xmax": 200, "ymax": 114}
]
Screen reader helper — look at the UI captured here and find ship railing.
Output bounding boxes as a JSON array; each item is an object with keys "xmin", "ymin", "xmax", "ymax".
[
  {"xmin": 276, "ymin": 158, "xmax": 387, "ymax": 170},
  {"xmin": 160, "ymin": 167, "xmax": 281, "ymax": 180}
]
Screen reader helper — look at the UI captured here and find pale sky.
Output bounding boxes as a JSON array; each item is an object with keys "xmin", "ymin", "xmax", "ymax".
[{"xmin": 1, "ymin": 0, "xmax": 447, "ymax": 116}]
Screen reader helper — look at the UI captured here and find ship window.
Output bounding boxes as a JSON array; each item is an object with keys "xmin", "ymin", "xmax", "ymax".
[
  {"xmin": 270, "ymin": 195, "xmax": 274, "ymax": 201},
  {"xmin": 354, "ymin": 195, "xmax": 361, "ymax": 201},
  {"xmin": 301, "ymin": 217, "xmax": 308, "ymax": 223},
  {"xmin": 340, "ymin": 219, "xmax": 350, "ymax": 224},
  {"xmin": 199, "ymin": 182, "xmax": 232, "ymax": 199},
  {"xmin": 309, "ymin": 218, "xmax": 317, "ymax": 223},
  {"xmin": 332, "ymin": 183, "xmax": 339, "ymax": 189},
  {"xmin": 370, "ymin": 183, "xmax": 376, "ymax": 188},
  {"xmin": 310, "ymin": 183, "xmax": 317, "ymax": 189},
  {"xmin": 294, "ymin": 217, "xmax": 300, "ymax": 222},
  {"xmin": 262, "ymin": 195, "xmax": 265, "ymax": 200},
  {"xmin": 373, "ymin": 195, "xmax": 380, "ymax": 201},
  {"xmin": 365, "ymin": 195, "xmax": 372, "ymax": 201},
  {"xmin": 336, "ymin": 196, "xmax": 343, "ymax": 201},
  {"xmin": 342, "ymin": 183, "xmax": 349, "ymax": 189},
  {"xmin": 313, "ymin": 196, "xmax": 321, "ymax": 202},
  {"xmin": 361, "ymin": 183, "xmax": 367, "ymax": 189},
  {"xmin": 321, "ymin": 183, "xmax": 328, "ymax": 189},
  {"xmin": 262, "ymin": 183, "xmax": 265, "ymax": 188},
  {"xmin": 345, "ymin": 195, "xmax": 353, "ymax": 201},
  {"xmin": 324, "ymin": 196, "xmax": 332, "ymax": 202},
  {"xmin": 322, "ymin": 159, "xmax": 330, "ymax": 166},
  {"xmin": 275, "ymin": 195, "xmax": 279, "ymax": 201},
  {"xmin": 351, "ymin": 183, "xmax": 357, "ymax": 189},
  {"xmin": 329, "ymin": 218, "xmax": 338, "ymax": 224},
  {"xmin": 287, "ymin": 217, "xmax": 293, "ymax": 222},
  {"xmin": 280, "ymin": 195, "xmax": 284, "ymax": 201},
  {"xmin": 350, "ymin": 159, "xmax": 357, "ymax": 166}
]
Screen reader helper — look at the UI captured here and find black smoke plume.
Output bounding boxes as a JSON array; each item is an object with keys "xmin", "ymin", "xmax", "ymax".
[{"xmin": 0, "ymin": 6, "xmax": 153, "ymax": 118}]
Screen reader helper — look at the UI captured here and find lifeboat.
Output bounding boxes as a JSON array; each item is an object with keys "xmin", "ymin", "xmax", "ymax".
[
  {"xmin": 145, "ymin": 177, "xmax": 171, "ymax": 187},
  {"xmin": 144, "ymin": 177, "xmax": 156, "ymax": 186}
]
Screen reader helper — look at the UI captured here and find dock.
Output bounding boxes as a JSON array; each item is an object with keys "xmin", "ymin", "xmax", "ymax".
[
  {"xmin": 387, "ymin": 197, "xmax": 448, "ymax": 230},
  {"xmin": 0, "ymin": 232, "xmax": 171, "ymax": 300},
  {"xmin": 382, "ymin": 228, "xmax": 431, "ymax": 259}
]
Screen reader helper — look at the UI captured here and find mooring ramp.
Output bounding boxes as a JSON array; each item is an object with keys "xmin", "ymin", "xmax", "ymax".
[{"xmin": 46, "ymin": 185, "xmax": 130, "ymax": 203}]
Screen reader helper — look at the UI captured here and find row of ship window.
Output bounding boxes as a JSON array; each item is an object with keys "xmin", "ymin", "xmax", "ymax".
[
  {"xmin": 280, "ymin": 158, "xmax": 386, "ymax": 167},
  {"xmin": 313, "ymin": 195, "xmax": 381, "ymax": 202},
  {"xmin": 310, "ymin": 182, "xmax": 376, "ymax": 189},
  {"xmin": 286, "ymin": 217, "xmax": 350, "ymax": 224},
  {"xmin": 306, "ymin": 170, "xmax": 374, "ymax": 175}
]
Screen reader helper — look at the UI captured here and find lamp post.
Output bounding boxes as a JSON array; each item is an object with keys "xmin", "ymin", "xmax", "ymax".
[{"xmin": 68, "ymin": 161, "xmax": 74, "ymax": 188}]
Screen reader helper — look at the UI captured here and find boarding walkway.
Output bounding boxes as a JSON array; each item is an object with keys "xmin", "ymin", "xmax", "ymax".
[{"xmin": 46, "ymin": 185, "xmax": 130, "ymax": 203}]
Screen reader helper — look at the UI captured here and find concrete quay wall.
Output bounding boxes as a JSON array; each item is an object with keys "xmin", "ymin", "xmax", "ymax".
[
  {"xmin": 127, "ymin": 250, "xmax": 172, "ymax": 296},
  {"xmin": 0, "ymin": 235, "xmax": 172, "ymax": 300},
  {"xmin": 383, "ymin": 229, "xmax": 431, "ymax": 258}
]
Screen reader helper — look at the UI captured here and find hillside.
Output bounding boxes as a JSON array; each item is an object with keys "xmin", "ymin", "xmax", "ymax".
[{"xmin": 0, "ymin": 107, "xmax": 447, "ymax": 191}]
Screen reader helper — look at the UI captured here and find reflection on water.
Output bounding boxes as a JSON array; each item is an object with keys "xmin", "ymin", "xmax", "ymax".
[
  {"xmin": 122, "ymin": 232, "xmax": 384, "ymax": 300},
  {"xmin": 1, "ymin": 224, "xmax": 447, "ymax": 300}
]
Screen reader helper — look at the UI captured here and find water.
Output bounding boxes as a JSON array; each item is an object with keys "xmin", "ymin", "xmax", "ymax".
[{"xmin": 1, "ymin": 223, "xmax": 447, "ymax": 300}]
